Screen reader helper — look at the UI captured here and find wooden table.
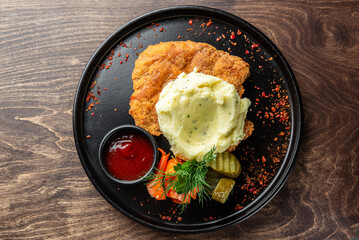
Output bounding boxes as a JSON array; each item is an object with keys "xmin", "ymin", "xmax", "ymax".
[{"xmin": 1, "ymin": 1, "xmax": 358, "ymax": 239}]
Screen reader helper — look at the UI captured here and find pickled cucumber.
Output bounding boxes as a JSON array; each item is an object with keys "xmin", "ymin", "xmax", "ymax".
[
  {"xmin": 212, "ymin": 178, "xmax": 235, "ymax": 204},
  {"xmin": 205, "ymin": 168, "xmax": 222, "ymax": 195},
  {"xmin": 209, "ymin": 151, "xmax": 241, "ymax": 178}
]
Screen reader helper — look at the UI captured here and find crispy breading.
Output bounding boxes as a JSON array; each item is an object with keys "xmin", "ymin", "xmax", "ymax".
[
  {"xmin": 226, "ymin": 120, "xmax": 254, "ymax": 152},
  {"xmin": 129, "ymin": 41, "xmax": 252, "ymax": 138}
]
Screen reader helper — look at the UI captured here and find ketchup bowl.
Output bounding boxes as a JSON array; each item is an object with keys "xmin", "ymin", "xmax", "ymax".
[{"xmin": 98, "ymin": 125, "xmax": 158, "ymax": 184}]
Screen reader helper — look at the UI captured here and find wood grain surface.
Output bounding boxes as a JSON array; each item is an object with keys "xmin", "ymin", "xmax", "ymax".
[{"xmin": 1, "ymin": 0, "xmax": 358, "ymax": 239}]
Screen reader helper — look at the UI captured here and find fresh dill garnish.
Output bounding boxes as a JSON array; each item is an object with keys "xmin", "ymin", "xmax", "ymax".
[{"xmin": 146, "ymin": 147, "xmax": 217, "ymax": 213}]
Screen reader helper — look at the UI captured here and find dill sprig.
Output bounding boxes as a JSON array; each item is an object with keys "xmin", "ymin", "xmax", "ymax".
[{"xmin": 147, "ymin": 147, "xmax": 217, "ymax": 213}]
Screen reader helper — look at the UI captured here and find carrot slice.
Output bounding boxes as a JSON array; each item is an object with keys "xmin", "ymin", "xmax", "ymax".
[
  {"xmin": 167, "ymin": 189, "xmax": 191, "ymax": 204},
  {"xmin": 190, "ymin": 187, "xmax": 199, "ymax": 200},
  {"xmin": 146, "ymin": 148, "xmax": 169, "ymax": 200},
  {"xmin": 147, "ymin": 180, "xmax": 166, "ymax": 200},
  {"xmin": 157, "ymin": 149, "xmax": 169, "ymax": 173},
  {"xmin": 164, "ymin": 158, "xmax": 181, "ymax": 189},
  {"xmin": 171, "ymin": 198, "xmax": 182, "ymax": 204},
  {"xmin": 165, "ymin": 158, "xmax": 180, "ymax": 174}
]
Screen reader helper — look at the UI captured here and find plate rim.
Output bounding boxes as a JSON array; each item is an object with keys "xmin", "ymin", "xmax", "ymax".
[{"xmin": 73, "ymin": 5, "xmax": 303, "ymax": 233}]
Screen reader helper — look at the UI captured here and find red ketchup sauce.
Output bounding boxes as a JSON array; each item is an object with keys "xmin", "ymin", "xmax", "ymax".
[{"xmin": 104, "ymin": 131, "xmax": 154, "ymax": 181}]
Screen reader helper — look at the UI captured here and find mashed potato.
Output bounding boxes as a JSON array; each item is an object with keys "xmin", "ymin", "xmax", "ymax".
[{"xmin": 156, "ymin": 69, "xmax": 251, "ymax": 160}]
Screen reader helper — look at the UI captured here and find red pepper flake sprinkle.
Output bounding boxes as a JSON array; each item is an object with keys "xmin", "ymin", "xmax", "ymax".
[
  {"xmin": 230, "ymin": 32, "xmax": 235, "ymax": 40},
  {"xmin": 125, "ymin": 54, "xmax": 129, "ymax": 58},
  {"xmin": 86, "ymin": 135, "xmax": 91, "ymax": 138},
  {"xmin": 85, "ymin": 93, "xmax": 91, "ymax": 103},
  {"xmin": 235, "ymin": 204, "xmax": 244, "ymax": 211},
  {"xmin": 120, "ymin": 61, "xmax": 123, "ymax": 64},
  {"xmin": 91, "ymin": 112, "xmax": 95, "ymax": 117},
  {"xmin": 177, "ymin": 36, "xmax": 181, "ymax": 39},
  {"xmin": 245, "ymin": 50, "xmax": 249, "ymax": 54},
  {"xmin": 188, "ymin": 19, "xmax": 193, "ymax": 25},
  {"xmin": 162, "ymin": 216, "xmax": 172, "ymax": 221},
  {"xmin": 262, "ymin": 156, "xmax": 266, "ymax": 163},
  {"xmin": 251, "ymin": 43, "xmax": 259, "ymax": 50},
  {"xmin": 206, "ymin": 19, "xmax": 213, "ymax": 27},
  {"xmin": 237, "ymin": 29, "xmax": 242, "ymax": 35},
  {"xmin": 160, "ymin": 27, "xmax": 164, "ymax": 32},
  {"xmin": 98, "ymin": 64, "xmax": 105, "ymax": 70},
  {"xmin": 177, "ymin": 217, "xmax": 182, "ymax": 221},
  {"xmin": 88, "ymin": 103, "xmax": 94, "ymax": 110}
]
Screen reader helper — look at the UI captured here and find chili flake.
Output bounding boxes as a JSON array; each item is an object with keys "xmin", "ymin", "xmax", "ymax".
[
  {"xmin": 251, "ymin": 43, "xmax": 259, "ymax": 50},
  {"xmin": 88, "ymin": 102, "xmax": 94, "ymax": 110},
  {"xmin": 85, "ymin": 93, "xmax": 91, "ymax": 103}
]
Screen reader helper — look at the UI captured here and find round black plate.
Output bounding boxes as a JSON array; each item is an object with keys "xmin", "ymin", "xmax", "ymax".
[{"xmin": 73, "ymin": 6, "xmax": 302, "ymax": 233}]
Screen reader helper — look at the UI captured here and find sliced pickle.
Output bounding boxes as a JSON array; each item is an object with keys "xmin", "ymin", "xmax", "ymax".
[
  {"xmin": 205, "ymin": 168, "xmax": 222, "ymax": 195},
  {"xmin": 211, "ymin": 178, "xmax": 235, "ymax": 204},
  {"xmin": 209, "ymin": 152, "xmax": 242, "ymax": 178}
]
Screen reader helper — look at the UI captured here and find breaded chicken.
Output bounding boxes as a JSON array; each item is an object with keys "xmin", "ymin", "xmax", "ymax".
[{"xmin": 129, "ymin": 41, "xmax": 252, "ymax": 139}]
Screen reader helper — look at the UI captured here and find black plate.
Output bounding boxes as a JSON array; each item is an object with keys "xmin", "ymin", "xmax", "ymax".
[{"xmin": 73, "ymin": 6, "xmax": 302, "ymax": 233}]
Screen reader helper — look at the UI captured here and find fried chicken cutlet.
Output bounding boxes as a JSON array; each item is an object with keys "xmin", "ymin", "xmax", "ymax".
[{"xmin": 129, "ymin": 41, "xmax": 253, "ymax": 142}]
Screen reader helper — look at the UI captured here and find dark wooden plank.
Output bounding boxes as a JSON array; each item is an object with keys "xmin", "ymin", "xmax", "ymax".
[{"xmin": 0, "ymin": 0, "xmax": 358, "ymax": 239}]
